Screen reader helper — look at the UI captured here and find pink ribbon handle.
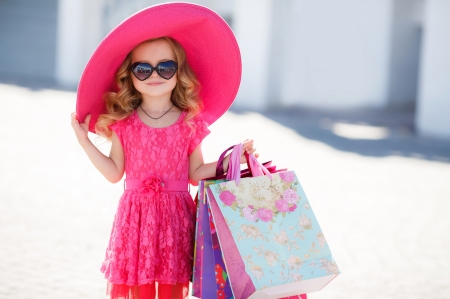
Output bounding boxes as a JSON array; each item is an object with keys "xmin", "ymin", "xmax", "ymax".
[
  {"xmin": 246, "ymin": 152, "xmax": 273, "ymax": 179},
  {"xmin": 226, "ymin": 143, "xmax": 243, "ymax": 185},
  {"xmin": 226, "ymin": 144, "xmax": 272, "ymax": 185}
]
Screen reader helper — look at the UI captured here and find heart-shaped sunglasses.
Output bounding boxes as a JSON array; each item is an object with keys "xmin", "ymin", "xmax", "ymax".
[{"xmin": 131, "ymin": 60, "xmax": 178, "ymax": 81}]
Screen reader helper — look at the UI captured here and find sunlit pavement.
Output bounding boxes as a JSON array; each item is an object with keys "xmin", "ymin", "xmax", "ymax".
[{"xmin": 1, "ymin": 82, "xmax": 449, "ymax": 299}]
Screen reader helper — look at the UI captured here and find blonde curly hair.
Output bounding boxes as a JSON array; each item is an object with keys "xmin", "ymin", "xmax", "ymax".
[{"xmin": 95, "ymin": 36, "xmax": 203, "ymax": 138}]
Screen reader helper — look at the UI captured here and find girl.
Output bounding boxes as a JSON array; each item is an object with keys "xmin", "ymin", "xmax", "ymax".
[{"xmin": 71, "ymin": 3, "xmax": 254, "ymax": 299}]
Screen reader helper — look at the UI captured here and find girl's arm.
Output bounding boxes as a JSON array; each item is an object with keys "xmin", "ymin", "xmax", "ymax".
[
  {"xmin": 71, "ymin": 113, "xmax": 125, "ymax": 183},
  {"xmin": 188, "ymin": 139, "xmax": 257, "ymax": 186}
]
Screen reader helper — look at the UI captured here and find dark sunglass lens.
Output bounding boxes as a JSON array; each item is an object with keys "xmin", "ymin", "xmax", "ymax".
[
  {"xmin": 132, "ymin": 63, "xmax": 153, "ymax": 80},
  {"xmin": 157, "ymin": 61, "xmax": 177, "ymax": 79}
]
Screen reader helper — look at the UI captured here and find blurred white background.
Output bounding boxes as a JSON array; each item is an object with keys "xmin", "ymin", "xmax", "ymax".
[
  {"xmin": 0, "ymin": 0, "xmax": 449, "ymax": 139},
  {"xmin": 1, "ymin": 1, "xmax": 450, "ymax": 299}
]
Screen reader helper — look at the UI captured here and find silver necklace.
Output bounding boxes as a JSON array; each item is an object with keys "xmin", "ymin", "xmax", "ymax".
[{"xmin": 139, "ymin": 104, "xmax": 174, "ymax": 123}]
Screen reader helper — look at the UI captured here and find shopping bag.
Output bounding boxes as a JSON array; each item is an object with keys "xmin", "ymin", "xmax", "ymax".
[
  {"xmin": 192, "ymin": 146, "xmax": 286, "ymax": 299},
  {"xmin": 192, "ymin": 179, "xmax": 235, "ymax": 299},
  {"xmin": 206, "ymin": 145, "xmax": 339, "ymax": 299}
]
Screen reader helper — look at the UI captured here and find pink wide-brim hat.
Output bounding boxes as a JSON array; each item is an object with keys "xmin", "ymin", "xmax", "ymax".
[{"xmin": 76, "ymin": 2, "xmax": 241, "ymax": 133}]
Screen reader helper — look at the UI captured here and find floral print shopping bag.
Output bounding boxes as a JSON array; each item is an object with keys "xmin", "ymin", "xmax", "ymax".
[{"xmin": 206, "ymin": 145, "xmax": 340, "ymax": 299}]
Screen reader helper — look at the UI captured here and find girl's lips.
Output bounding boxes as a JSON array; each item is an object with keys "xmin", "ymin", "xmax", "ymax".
[{"xmin": 146, "ymin": 82, "xmax": 163, "ymax": 86}]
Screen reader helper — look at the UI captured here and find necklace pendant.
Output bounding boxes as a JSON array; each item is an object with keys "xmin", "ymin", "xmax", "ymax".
[{"xmin": 155, "ymin": 120, "xmax": 158, "ymax": 123}]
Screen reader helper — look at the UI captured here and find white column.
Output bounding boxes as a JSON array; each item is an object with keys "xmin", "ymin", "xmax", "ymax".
[
  {"xmin": 55, "ymin": 0, "xmax": 85, "ymax": 88},
  {"xmin": 387, "ymin": 0, "xmax": 424, "ymax": 108},
  {"xmin": 416, "ymin": 0, "xmax": 450, "ymax": 139},
  {"xmin": 274, "ymin": 0, "xmax": 393, "ymax": 109},
  {"xmin": 232, "ymin": 0, "xmax": 273, "ymax": 109},
  {"xmin": 55, "ymin": 0, "xmax": 107, "ymax": 88},
  {"xmin": 232, "ymin": 0, "xmax": 394, "ymax": 110}
]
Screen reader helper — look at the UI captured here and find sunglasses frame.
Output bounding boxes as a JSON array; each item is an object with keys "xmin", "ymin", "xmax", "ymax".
[{"xmin": 131, "ymin": 60, "xmax": 178, "ymax": 81}]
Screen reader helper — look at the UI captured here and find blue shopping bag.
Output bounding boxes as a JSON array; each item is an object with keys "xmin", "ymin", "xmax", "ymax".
[{"xmin": 205, "ymin": 145, "xmax": 339, "ymax": 298}]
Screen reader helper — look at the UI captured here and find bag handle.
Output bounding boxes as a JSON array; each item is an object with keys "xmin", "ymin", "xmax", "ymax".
[
  {"xmin": 215, "ymin": 145, "xmax": 235, "ymax": 177},
  {"xmin": 226, "ymin": 144, "xmax": 272, "ymax": 185},
  {"xmin": 245, "ymin": 151, "xmax": 273, "ymax": 178}
]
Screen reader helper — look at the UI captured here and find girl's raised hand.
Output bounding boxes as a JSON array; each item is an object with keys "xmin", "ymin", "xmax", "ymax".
[
  {"xmin": 241, "ymin": 139, "xmax": 258, "ymax": 164},
  {"xmin": 71, "ymin": 112, "xmax": 91, "ymax": 146}
]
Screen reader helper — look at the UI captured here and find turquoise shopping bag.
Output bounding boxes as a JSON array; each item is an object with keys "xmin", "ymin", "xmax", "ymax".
[{"xmin": 205, "ymin": 145, "xmax": 339, "ymax": 298}]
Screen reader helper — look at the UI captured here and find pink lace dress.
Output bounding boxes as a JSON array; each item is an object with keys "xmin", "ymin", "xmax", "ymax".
[{"xmin": 100, "ymin": 110, "xmax": 210, "ymax": 299}]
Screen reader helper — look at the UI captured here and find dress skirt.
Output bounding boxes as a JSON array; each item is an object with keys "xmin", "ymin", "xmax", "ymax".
[{"xmin": 100, "ymin": 190, "xmax": 196, "ymax": 299}]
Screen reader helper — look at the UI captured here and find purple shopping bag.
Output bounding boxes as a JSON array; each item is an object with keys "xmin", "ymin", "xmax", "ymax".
[{"xmin": 192, "ymin": 179, "xmax": 234, "ymax": 299}]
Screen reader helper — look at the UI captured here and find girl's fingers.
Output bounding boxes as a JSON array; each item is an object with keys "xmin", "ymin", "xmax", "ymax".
[
  {"xmin": 246, "ymin": 147, "xmax": 256, "ymax": 153},
  {"xmin": 71, "ymin": 112, "xmax": 81, "ymax": 125},
  {"xmin": 71, "ymin": 112, "xmax": 91, "ymax": 125},
  {"xmin": 84, "ymin": 114, "xmax": 91, "ymax": 125},
  {"xmin": 242, "ymin": 139, "xmax": 254, "ymax": 151},
  {"xmin": 71, "ymin": 113, "xmax": 79, "ymax": 128}
]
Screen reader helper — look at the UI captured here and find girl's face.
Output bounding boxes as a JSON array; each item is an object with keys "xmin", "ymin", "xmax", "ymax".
[{"xmin": 131, "ymin": 39, "xmax": 177, "ymax": 99}]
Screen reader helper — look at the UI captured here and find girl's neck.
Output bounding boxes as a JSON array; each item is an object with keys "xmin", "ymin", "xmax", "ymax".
[{"xmin": 140, "ymin": 95, "xmax": 173, "ymax": 113}]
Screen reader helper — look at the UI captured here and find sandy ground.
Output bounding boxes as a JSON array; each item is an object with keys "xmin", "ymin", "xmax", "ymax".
[{"xmin": 0, "ymin": 82, "xmax": 449, "ymax": 299}]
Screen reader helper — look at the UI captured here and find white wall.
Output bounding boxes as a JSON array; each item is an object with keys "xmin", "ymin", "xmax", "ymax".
[
  {"xmin": 56, "ymin": 0, "xmax": 107, "ymax": 88},
  {"xmin": 416, "ymin": 0, "xmax": 450, "ymax": 139},
  {"xmin": 232, "ymin": 0, "xmax": 273, "ymax": 109},
  {"xmin": 233, "ymin": 0, "xmax": 393, "ymax": 110},
  {"xmin": 387, "ymin": 0, "xmax": 424, "ymax": 108}
]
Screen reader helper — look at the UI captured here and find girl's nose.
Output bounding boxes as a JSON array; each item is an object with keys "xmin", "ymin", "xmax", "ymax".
[{"xmin": 150, "ymin": 70, "xmax": 160, "ymax": 78}]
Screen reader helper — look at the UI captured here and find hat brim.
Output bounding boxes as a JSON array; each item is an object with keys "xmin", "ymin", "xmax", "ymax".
[{"xmin": 76, "ymin": 2, "xmax": 241, "ymax": 132}]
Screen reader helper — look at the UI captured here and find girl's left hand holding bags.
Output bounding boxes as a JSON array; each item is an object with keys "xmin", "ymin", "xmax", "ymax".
[{"xmin": 240, "ymin": 139, "xmax": 258, "ymax": 163}]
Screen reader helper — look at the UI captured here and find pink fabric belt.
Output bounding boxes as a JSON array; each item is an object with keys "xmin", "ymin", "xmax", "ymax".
[{"xmin": 124, "ymin": 176, "xmax": 189, "ymax": 196}]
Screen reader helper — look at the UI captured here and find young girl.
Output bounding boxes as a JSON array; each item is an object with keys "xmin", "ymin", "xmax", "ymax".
[{"xmin": 71, "ymin": 3, "xmax": 254, "ymax": 299}]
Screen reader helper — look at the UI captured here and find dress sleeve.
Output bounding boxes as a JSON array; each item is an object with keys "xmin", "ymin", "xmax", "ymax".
[
  {"xmin": 188, "ymin": 116, "xmax": 211, "ymax": 155},
  {"xmin": 109, "ymin": 120, "xmax": 124, "ymax": 146}
]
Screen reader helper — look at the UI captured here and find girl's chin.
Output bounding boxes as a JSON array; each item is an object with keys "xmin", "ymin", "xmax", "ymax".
[{"xmin": 139, "ymin": 89, "xmax": 172, "ymax": 98}]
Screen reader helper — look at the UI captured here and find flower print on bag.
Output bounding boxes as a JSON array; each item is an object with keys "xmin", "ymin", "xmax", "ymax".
[
  {"xmin": 288, "ymin": 203, "xmax": 297, "ymax": 212},
  {"xmin": 273, "ymin": 229, "xmax": 290, "ymax": 246},
  {"xmin": 253, "ymin": 245, "xmax": 279, "ymax": 267},
  {"xmin": 217, "ymin": 173, "xmax": 302, "ymax": 222},
  {"xmin": 219, "ymin": 190, "xmax": 236, "ymax": 206},
  {"xmin": 319, "ymin": 258, "xmax": 339, "ymax": 275},
  {"xmin": 275, "ymin": 199, "xmax": 289, "ymax": 212},
  {"xmin": 284, "ymin": 189, "xmax": 299, "ymax": 203},
  {"xmin": 257, "ymin": 208, "xmax": 273, "ymax": 222},
  {"xmin": 289, "ymin": 273, "xmax": 303, "ymax": 282},
  {"xmin": 215, "ymin": 264, "xmax": 227, "ymax": 289},
  {"xmin": 287, "ymin": 255, "xmax": 304, "ymax": 270},
  {"xmin": 317, "ymin": 232, "xmax": 327, "ymax": 248},
  {"xmin": 243, "ymin": 206, "xmax": 258, "ymax": 221},
  {"xmin": 250, "ymin": 265, "xmax": 264, "ymax": 279},
  {"xmin": 240, "ymin": 224, "xmax": 264, "ymax": 240},
  {"xmin": 299, "ymin": 214, "xmax": 312, "ymax": 230},
  {"xmin": 263, "ymin": 250, "xmax": 279, "ymax": 266},
  {"xmin": 279, "ymin": 171, "xmax": 295, "ymax": 183}
]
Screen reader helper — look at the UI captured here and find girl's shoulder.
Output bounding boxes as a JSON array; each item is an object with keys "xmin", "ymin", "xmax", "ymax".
[
  {"xmin": 182, "ymin": 112, "xmax": 210, "ymax": 136},
  {"xmin": 189, "ymin": 113, "xmax": 211, "ymax": 137},
  {"xmin": 189, "ymin": 112, "xmax": 209, "ymax": 127},
  {"xmin": 186, "ymin": 112, "xmax": 211, "ymax": 154},
  {"xmin": 109, "ymin": 111, "xmax": 136, "ymax": 131}
]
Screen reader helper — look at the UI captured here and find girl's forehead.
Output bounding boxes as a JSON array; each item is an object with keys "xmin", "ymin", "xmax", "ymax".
[{"xmin": 131, "ymin": 40, "xmax": 175, "ymax": 63}]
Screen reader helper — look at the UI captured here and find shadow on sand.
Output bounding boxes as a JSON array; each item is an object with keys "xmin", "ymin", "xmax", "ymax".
[{"xmin": 230, "ymin": 105, "xmax": 450, "ymax": 163}]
